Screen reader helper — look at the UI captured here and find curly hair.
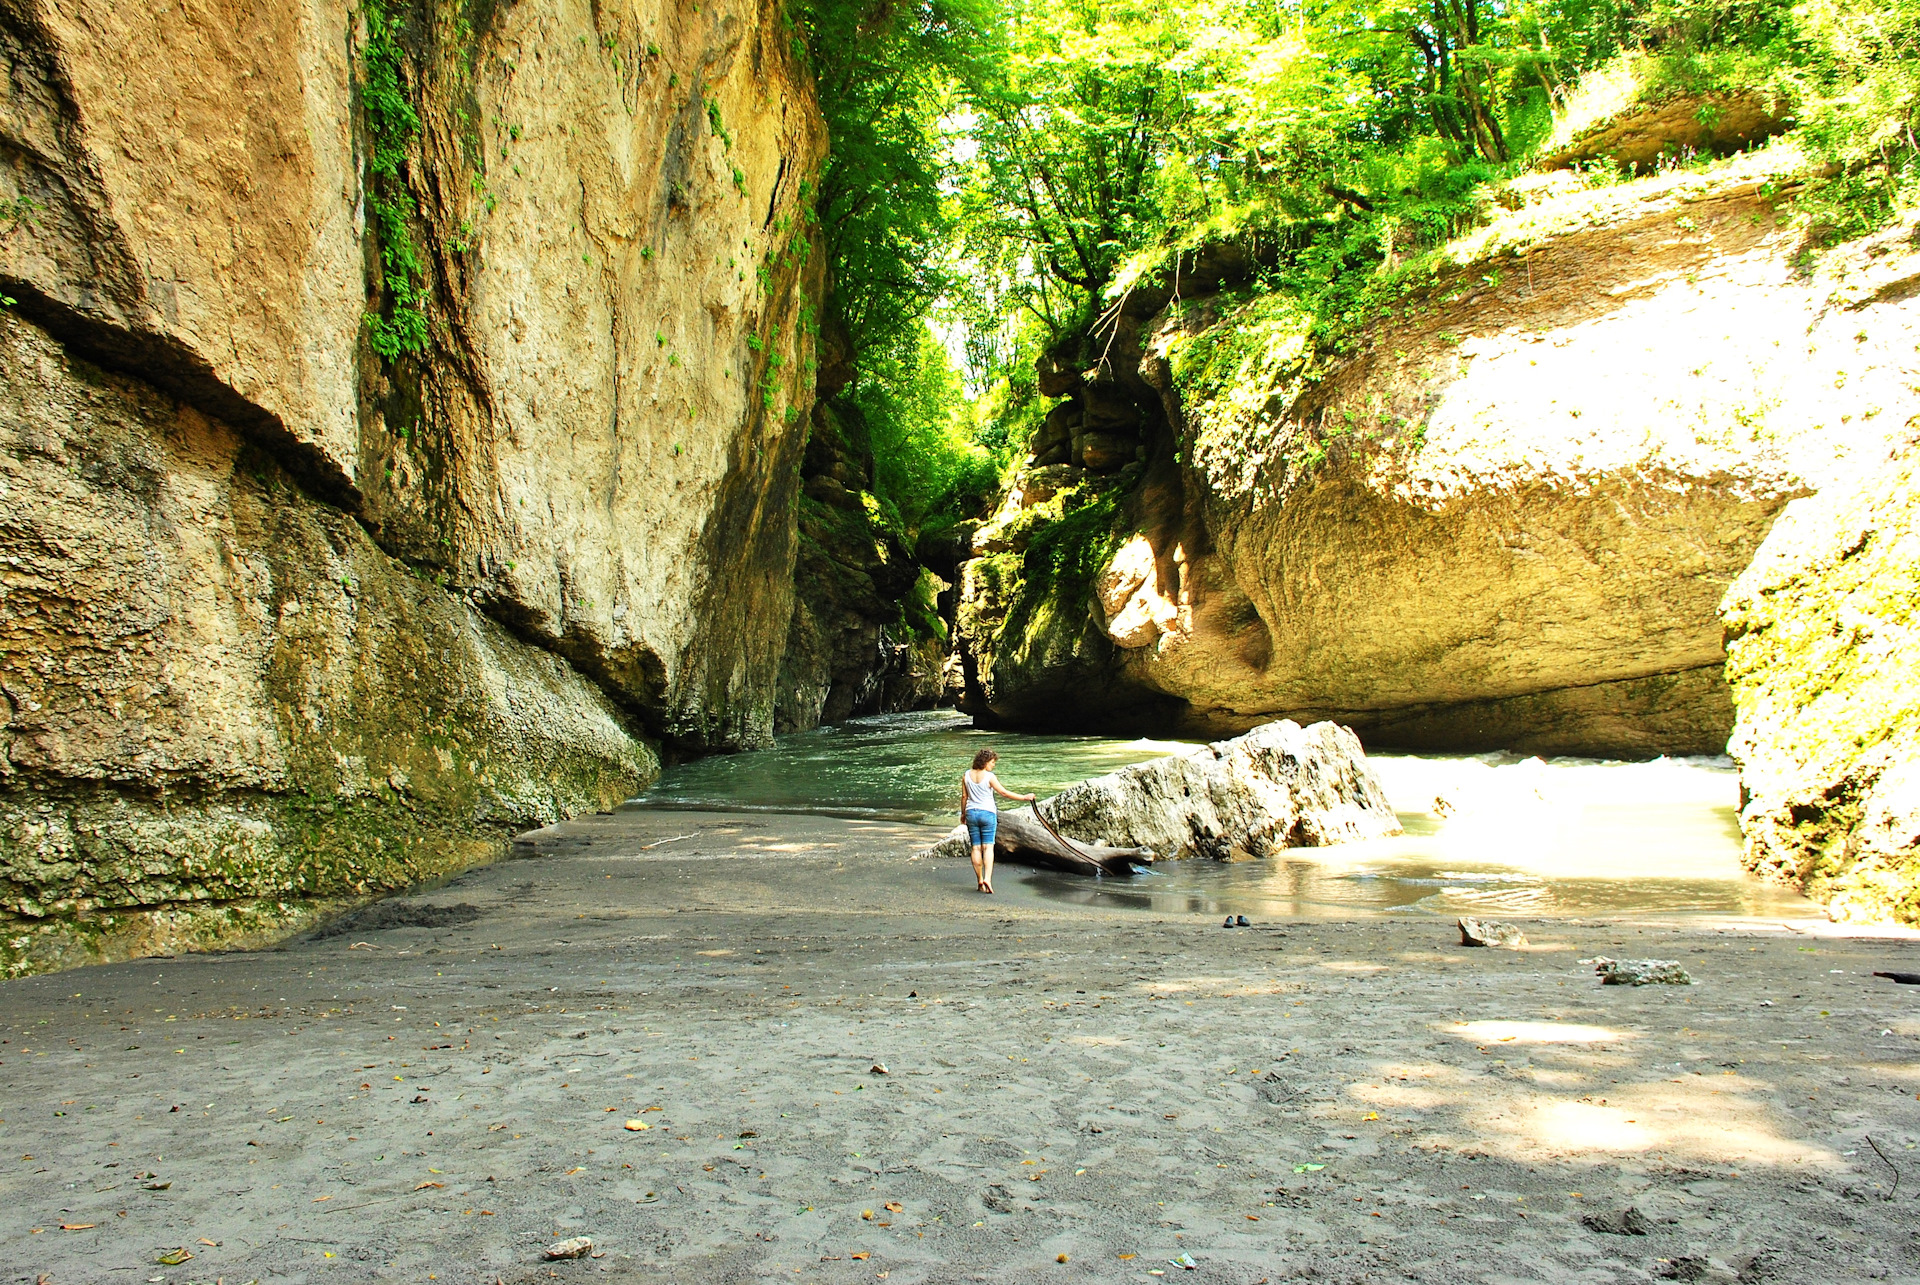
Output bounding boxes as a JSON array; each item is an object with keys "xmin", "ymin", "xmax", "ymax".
[{"xmin": 971, "ymin": 748, "xmax": 998, "ymax": 771}]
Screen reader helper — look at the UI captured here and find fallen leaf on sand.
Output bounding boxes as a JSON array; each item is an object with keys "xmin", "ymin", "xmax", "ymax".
[
  {"xmin": 624, "ymin": 1119, "xmax": 649, "ymax": 1131},
  {"xmin": 1057, "ymin": 1253, "xmax": 1070, "ymax": 1263},
  {"xmin": 198, "ymin": 1237, "xmax": 220, "ymax": 1246},
  {"xmin": 1362, "ymin": 1111, "xmax": 1379, "ymax": 1121},
  {"xmin": 1293, "ymin": 1163, "xmax": 1325, "ymax": 1174},
  {"xmin": 415, "ymin": 1181, "xmax": 444, "ymax": 1190},
  {"xmin": 566, "ymin": 1167, "xmax": 585, "ymax": 1175},
  {"xmin": 883, "ymin": 1201, "xmax": 903, "ymax": 1212},
  {"xmin": 862, "ymin": 1209, "xmax": 875, "ymax": 1220},
  {"xmin": 60, "ymin": 1224, "xmax": 97, "ymax": 1231},
  {"xmin": 851, "ymin": 1252, "xmax": 870, "ymax": 1261},
  {"xmin": 313, "ymin": 1196, "xmax": 332, "ymax": 1202},
  {"xmin": 155, "ymin": 1249, "xmax": 192, "ymax": 1265},
  {"xmin": 1118, "ymin": 1253, "xmax": 1137, "ymax": 1260}
]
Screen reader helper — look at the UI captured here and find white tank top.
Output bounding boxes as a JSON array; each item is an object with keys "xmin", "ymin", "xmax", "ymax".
[{"xmin": 964, "ymin": 772, "xmax": 996, "ymax": 811}]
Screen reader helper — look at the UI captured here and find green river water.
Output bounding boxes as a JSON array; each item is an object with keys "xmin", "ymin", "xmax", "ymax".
[{"xmin": 631, "ymin": 710, "xmax": 1816, "ymax": 923}]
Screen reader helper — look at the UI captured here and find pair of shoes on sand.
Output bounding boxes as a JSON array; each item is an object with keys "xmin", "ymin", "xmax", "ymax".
[{"xmin": 1220, "ymin": 915, "xmax": 1251, "ymax": 928}]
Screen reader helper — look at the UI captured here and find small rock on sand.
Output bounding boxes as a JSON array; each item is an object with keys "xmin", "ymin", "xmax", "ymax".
[
  {"xmin": 1580, "ymin": 1206, "xmax": 1650, "ymax": 1235},
  {"xmin": 543, "ymin": 1237, "xmax": 593, "ymax": 1260},
  {"xmin": 1458, "ymin": 916, "xmax": 1526, "ymax": 947},
  {"xmin": 1593, "ymin": 957, "xmax": 1693, "ymax": 985}
]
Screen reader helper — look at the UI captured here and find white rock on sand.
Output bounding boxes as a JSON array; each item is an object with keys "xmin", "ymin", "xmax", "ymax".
[{"xmin": 930, "ymin": 719, "xmax": 1400, "ymax": 862}]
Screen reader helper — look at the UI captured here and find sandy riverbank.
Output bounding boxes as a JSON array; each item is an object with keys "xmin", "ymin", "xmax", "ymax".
[{"xmin": 4, "ymin": 809, "xmax": 1918, "ymax": 1284}]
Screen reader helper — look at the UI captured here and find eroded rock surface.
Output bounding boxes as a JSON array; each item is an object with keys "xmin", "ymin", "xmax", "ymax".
[
  {"xmin": 0, "ymin": 0, "xmax": 824, "ymax": 971},
  {"xmin": 957, "ymin": 162, "xmax": 1920, "ymax": 756},
  {"xmin": 776, "ymin": 401, "xmax": 942, "ymax": 732},
  {"xmin": 0, "ymin": 314, "xmax": 655, "ymax": 975},
  {"xmin": 1723, "ymin": 436, "xmax": 1920, "ymax": 926}
]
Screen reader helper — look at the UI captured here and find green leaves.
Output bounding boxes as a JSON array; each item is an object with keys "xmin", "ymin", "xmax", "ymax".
[
  {"xmin": 360, "ymin": 0, "xmax": 429, "ymax": 359},
  {"xmin": 798, "ymin": 0, "xmax": 993, "ymax": 358}
]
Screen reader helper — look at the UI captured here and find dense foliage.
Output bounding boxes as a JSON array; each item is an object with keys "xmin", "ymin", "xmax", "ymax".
[
  {"xmin": 361, "ymin": 0, "xmax": 430, "ymax": 359},
  {"xmin": 802, "ymin": 0, "xmax": 1920, "ymax": 530}
]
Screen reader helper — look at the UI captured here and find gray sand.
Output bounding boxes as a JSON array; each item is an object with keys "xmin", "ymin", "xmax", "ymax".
[{"xmin": 4, "ymin": 809, "xmax": 1918, "ymax": 1284}]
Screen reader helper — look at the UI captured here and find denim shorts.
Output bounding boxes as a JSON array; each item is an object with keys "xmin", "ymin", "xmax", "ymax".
[{"xmin": 964, "ymin": 808, "xmax": 998, "ymax": 847}]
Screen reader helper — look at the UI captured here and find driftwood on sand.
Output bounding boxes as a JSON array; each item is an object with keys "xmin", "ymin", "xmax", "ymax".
[{"xmin": 986, "ymin": 806, "xmax": 1155, "ymax": 877}]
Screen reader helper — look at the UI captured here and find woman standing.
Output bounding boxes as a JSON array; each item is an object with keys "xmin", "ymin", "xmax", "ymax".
[{"xmin": 961, "ymin": 748, "xmax": 1035, "ymax": 894}]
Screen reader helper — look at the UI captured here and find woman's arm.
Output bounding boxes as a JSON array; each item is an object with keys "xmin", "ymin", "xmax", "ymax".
[{"xmin": 989, "ymin": 773, "xmax": 1036, "ymax": 803}]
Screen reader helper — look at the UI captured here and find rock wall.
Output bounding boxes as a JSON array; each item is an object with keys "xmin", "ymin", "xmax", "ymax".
[
  {"xmin": 0, "ymin": 0, "xmax": 825, "ymax": 972},
  {"xmin": 1723, "ymin": 435, "xmax": 1920, "ymax": 927},
  {"xmin": 958, "ymin": 160, "xmax": 1920, "ymax": 756},
  {"xmin": 775, "ymin": 398, "xmax": 943, "ymax": 733}
]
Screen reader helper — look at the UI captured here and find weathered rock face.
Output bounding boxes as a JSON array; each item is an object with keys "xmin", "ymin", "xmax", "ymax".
[
  {"xmin": 958, "ymin": 162, "xmax": 1920, "ymax": 756},
  {"xmin": 1723, "ymin": 437, "xmax": 1920, "ymax": 927},
  {"xmin": 2, "ymin": 0, "xmax": 824, "ymax": 751},
  {"xmin": 0, "ymin": 313, "xmax": 657, "ymax": 974},
  {"xmin": 775, "ymin": 401, "xmax": 943, "ymax": 732},
  {"xmin": 1042, "ymin": 720, "xmax": 1401, "ymax": 857},
  {"xmin": 1543, "ymin": 93, "xmax": 1790, "ymax": 171},
  {"xmin": 923, "ymin": 719, "xmax": 1400, "ymax": 864},
  {"xmin": 0, "ymin": 0, "xmax": 824, "ymax": 971}
]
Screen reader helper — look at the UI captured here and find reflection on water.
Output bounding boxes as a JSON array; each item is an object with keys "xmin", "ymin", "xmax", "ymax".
[{"xmin": 631, "ymin": 709, "xmax": 1814, "ymax": 922}]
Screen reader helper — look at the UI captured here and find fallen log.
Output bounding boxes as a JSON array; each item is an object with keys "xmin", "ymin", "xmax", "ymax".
[{"xmin": 931, "ymin": 806, "xmax": 1154, "ymax": 877}]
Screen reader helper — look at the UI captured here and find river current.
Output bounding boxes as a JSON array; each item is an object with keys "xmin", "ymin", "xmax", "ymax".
[{"xmin": 630, "ymin": 709, "xmax": 1815, "ymax": 922}]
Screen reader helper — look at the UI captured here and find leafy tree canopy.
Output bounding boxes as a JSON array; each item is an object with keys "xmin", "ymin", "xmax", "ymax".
[{"xmin": 798, "ymin": 0, "xmax": 1920, "ymax": 531}]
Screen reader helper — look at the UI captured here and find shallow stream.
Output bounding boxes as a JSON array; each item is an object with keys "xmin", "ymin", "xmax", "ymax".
[{"xmin": 631, "ymin": 710, "xmax": 1815, "ymax": 922}]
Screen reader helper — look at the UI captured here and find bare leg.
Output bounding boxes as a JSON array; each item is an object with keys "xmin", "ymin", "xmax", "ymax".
[
  {"xmin": 980, "ymin": 843, "xmax": 994, "ymax": 893},
  {"xmin": 971, "ymin": 844, "xmax": 987, "ymax": 891}
]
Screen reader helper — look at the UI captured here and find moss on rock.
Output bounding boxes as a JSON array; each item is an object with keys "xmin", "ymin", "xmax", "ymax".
[
  {"xmin": 1723, "ymin": 440, "xmax": 1920, "ymax": 925},
  {"xmin": 1, "ymin": 312, "xmax": 657, "ymax": 975}
]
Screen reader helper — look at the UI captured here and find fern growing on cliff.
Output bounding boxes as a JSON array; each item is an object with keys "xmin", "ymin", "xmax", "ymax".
[{"xmin": 361, "ymin": 0, "xmax": 430, "ymax": 359}]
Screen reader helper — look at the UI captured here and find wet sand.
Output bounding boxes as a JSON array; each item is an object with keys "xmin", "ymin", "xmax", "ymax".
[{"xmin": 4, "ymin": 809, "xmax": 1919, "ymax": 1284}]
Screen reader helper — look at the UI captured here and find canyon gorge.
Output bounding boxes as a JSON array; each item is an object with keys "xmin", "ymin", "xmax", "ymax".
[{"xmin": 2, "ymin": 0, "xmax": 1918, "ymax": 979}]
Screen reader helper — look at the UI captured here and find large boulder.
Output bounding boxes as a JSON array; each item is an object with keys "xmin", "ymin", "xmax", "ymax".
[
  {"xmin": 1540, "ymin": 55, "xmax": 1789, "ymax": 172},
  {"xmin": 1042, "ymin": 720, "xmax": 1402, "ymax": 858},
  {"xmin": 924, "ymin": 720, "xmax": 1400, "ymax": 866},
  {"xmin": 1722, "ymin": 438, "xmax": 1920, "ymax": 926}
]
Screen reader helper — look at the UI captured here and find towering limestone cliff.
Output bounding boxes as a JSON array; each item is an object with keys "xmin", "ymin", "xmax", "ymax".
[
  {"xmin": 957, "ymin": 158, "xmax": 1920, "ymax": 760},
  {"xmin": 0, "ymin": 0, "xmax": 826, "ymax": 974}
]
